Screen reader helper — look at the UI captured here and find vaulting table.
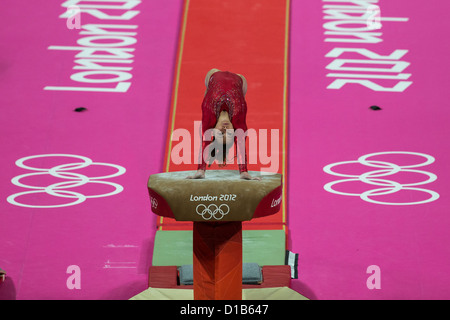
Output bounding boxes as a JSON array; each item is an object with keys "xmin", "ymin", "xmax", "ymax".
[{"xmin": 147, "ymin": 170, "xmax": 283, "ymax": 300}]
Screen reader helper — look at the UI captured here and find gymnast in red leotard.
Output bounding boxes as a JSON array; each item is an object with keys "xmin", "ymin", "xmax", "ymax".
[{"xmin": 187, "ymin": 69, "xmax": 261, "ymax": 180}]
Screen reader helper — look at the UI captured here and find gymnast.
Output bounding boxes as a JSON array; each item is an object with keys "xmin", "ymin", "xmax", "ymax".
[{"xmin": 187, "ymin": 68, "xmax": 261, "ymax": 180}]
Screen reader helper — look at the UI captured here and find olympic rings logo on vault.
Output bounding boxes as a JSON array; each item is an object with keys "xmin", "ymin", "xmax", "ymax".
[
  {"xmin": 323, "ymin": 151, "xmax": 439, "ymax": 205},
  {"xmin": 196, "ymin": 204, "xmax": 230, "ymax": 220},
  {"xmin": 7, "ymin": 154, "xmax": 126, "ymax": 208}
]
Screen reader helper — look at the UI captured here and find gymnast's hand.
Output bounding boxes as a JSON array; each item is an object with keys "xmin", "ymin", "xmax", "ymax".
[
  {"xmin": 186, "ymin": 169, "xmax": 205, "ymax": 179},
  {"xmin": 240, "ymin": 171, "xmax": 262, "ymax": 181}
]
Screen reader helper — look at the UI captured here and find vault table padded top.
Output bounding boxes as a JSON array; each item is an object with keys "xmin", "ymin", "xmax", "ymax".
[{"xmin": 148, "ymin": 170, "xmax": 282, "ymax": 221}]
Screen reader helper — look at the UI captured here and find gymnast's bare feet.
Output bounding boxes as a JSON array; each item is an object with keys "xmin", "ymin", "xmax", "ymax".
[
  {"xmin": 240, "ymin": 171, "xmax": 262, "ymax": 181},
  {"xmin": 186, "ymin": 170, "xmax": 205, "ymax": 179}
]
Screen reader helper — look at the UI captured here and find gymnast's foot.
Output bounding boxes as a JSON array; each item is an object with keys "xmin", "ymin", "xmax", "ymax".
[
  {"xmin": 240, "ymin": 171, "xmax": 262, "ymax": 181},
  {"xmin": 186, "ymin": 170, "xmax": 205, "ymax": 179}
]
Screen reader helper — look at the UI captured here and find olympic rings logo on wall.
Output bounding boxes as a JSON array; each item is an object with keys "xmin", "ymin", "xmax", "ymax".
[
  {"xmin": 7, "ymin": 154, "xmax": 126, "ymax": 208},
  {"xmin": 196, "ymin": 204, "xmax": 230, "ymax": 220},
  {"xmin": 323, "ymin": 151, "xmax": 439, "ymax": 205}
]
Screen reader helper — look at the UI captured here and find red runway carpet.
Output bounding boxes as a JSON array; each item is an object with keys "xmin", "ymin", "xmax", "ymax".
[{"xmin": 1, "ymin": 0, "xmax": 450, "ymax": 300}]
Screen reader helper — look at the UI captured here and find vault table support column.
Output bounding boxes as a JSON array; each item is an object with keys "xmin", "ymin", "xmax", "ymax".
[{"xmin": 193, "ymin": 221, "xmax": 242, "ymax": 300}]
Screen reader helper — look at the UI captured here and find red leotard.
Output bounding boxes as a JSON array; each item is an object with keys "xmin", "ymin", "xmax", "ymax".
[{"xmin": 198, "ymin": 71, "xmax": 248, "ymax": 173}]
